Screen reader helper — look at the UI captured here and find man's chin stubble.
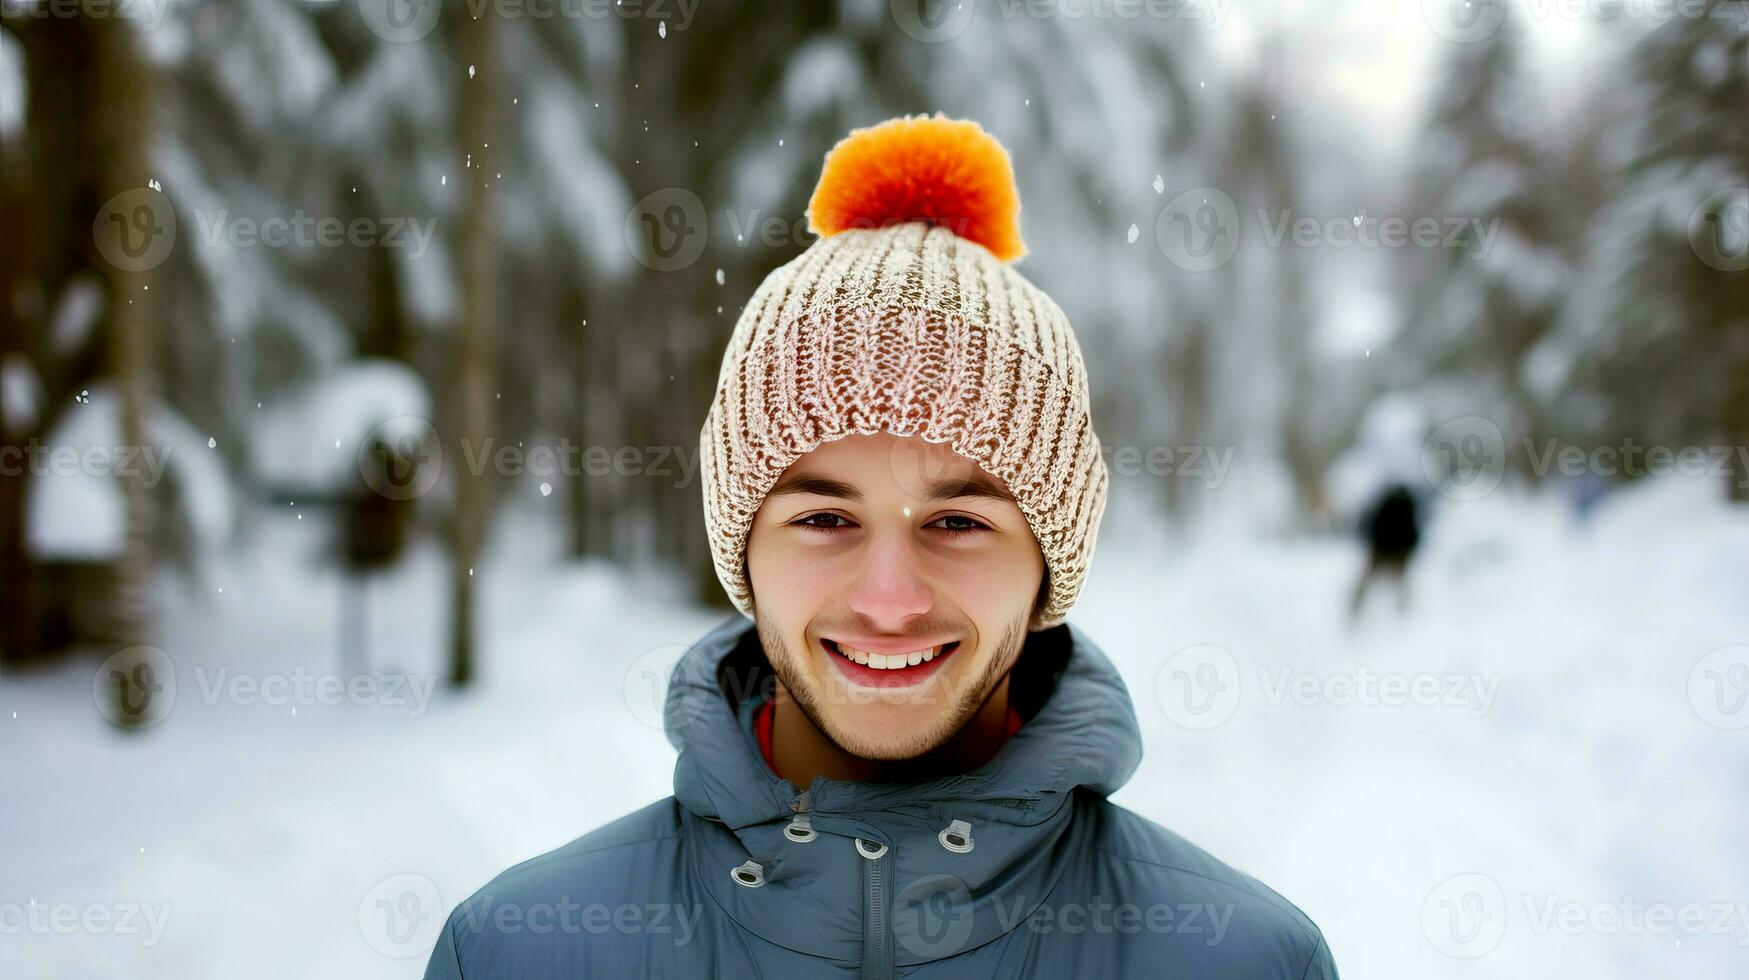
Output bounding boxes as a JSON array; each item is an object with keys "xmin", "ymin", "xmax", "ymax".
[{"xmin": 754, "ymin": 611, "xmax": 1028, "ymax": 763}]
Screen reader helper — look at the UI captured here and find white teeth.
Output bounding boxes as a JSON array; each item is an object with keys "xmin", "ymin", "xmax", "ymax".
[{"xmin": 830, "ymin": 641, "xmax": 945, "ymax": 670}]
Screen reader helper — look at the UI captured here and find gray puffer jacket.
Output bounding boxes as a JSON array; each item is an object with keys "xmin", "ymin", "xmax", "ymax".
[{"xmin": 424, "ymin": 614, "xmax": 1338, "ymax": 978}]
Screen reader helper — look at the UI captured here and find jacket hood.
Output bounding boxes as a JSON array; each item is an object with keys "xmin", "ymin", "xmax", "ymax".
[{"xmin": 662, "ymin": 613, "xmax": 1144, "ymax": 966}]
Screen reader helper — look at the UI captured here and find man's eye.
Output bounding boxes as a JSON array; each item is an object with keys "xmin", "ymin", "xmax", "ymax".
[
  {"xmin": 795, "ymin": 513, "xmax": 854, "ymax": 532},
  {"xmin": 930, "ymin": 515, "xmax": 990, "ymax": 535}
]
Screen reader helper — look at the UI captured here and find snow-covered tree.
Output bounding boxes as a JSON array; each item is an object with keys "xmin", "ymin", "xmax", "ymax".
[
  {"xmin": 1394, "ymin": 6, "xmax": 1572, "ymax": 480},
  {"xmin": 1540, "ymin": 1, "xmax": 1749, "ymax": 498}
]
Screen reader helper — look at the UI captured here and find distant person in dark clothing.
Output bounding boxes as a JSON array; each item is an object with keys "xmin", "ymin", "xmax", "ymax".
[
  {"xmin": 338, "ymin": 436, "xmax": 416, "ymax": 675},
  {"xmin": 1349, "ymin": 482, "xmax": 1421, "ymax": 622}
]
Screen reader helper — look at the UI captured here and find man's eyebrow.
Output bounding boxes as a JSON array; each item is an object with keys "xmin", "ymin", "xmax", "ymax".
[
  {"xmin": 766, "ymin": 475, "xmax": 863, "ymax": 500},
  {"xmin": 922, "ymin": 474, "xmax": 1015, "ymax": 503},
  {"xmin": 767, "ymin": 471, "xmax": 1015, "ymax": 504}
]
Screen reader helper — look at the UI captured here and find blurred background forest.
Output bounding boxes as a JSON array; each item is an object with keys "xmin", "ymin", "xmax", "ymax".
[
  {"xmin": 1, "ymin": 0, "xmax": 1744, "ymax": 673},
  {"xmin": 2, "ymin": 1, "xmax": 1746, "ymax": 977}
]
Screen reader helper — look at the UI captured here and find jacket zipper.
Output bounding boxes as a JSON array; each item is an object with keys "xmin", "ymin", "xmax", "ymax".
[{"xmin": 859, "ymin": 840, "xmax": 895, "ymax": 980}]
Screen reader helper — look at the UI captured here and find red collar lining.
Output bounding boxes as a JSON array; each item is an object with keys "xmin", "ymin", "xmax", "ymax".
[{"xmin": 752, "ymin": 697, "xmax": 1024, "ymax": 773}]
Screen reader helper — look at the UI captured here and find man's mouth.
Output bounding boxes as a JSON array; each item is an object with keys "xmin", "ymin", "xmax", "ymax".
[{"xmin": 819, "ymin": 637, "xmax": 962, "ymax": 688}]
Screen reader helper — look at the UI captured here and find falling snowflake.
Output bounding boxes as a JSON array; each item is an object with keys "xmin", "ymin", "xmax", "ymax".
[
  {"xmin": 658, "ymin": 20, "xmax": 667, "ymax": 38},
  {"xmin": 539, "ymin": 482, "xmax": 553, "ymax": 497},
  {"xmin": 1152, "ymin": 175, "xmax": 1164, "ymax": 195},
  {"xmin": 468, "ymin": 65, "xmax": 476, "ymax": 79},
  {"xmin": 1126, "ymin": 224, "xmax": 1139, "ymax": 244},
  {"xmin": 715, "ymin": 268, "xmax": 725, "ymax": 286}
]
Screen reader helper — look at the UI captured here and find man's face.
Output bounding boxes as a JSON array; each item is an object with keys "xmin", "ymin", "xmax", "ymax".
[{"xmin": 745, "ymin": 431, "xmax": 1045, "ymax": 761}]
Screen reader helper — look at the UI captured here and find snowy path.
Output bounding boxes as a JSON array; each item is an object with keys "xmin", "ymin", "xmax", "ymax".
[{"xmin": 3, "ymin": 477, "xmax": 1745, "ymax": 978}]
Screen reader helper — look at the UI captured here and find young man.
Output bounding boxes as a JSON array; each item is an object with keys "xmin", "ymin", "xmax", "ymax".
[{"xmin": 424, "ymin": 115, "xmax": 1338, "ymax": 979}]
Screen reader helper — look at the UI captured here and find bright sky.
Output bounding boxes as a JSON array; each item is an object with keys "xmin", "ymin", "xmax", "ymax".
[{"xmin": 1206, "ymin": 0, "xmax": 1626, "ymax": 156}]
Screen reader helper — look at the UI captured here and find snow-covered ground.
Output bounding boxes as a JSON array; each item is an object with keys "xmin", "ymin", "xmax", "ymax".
[{"xmin": 3, "ymin": 475, "xmax": 1746, "ymax": 978}]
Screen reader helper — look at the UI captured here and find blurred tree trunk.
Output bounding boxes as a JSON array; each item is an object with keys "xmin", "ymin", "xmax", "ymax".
[
  {"xmin": 93, "ymin": 15, "xmax": 157, "ymax": 725},
  {"xmin": 0, "ymin": 112, "xmax": 36, "ymax": 662},
  {"xmin": 449, "ymin": 11, "xmax": 499, "ymax": 688},
  {"xmin": 566, "ymin": 284, "xmax": 592, "ymax": 558},
  {"xmin": 1726, "ymin": 348, "xmax": 1749, "ymax": 503},
  {"xmin": 1, "ymin": 13, "xmax": 96, "ymax": 662},
  {"xmin": 1163, "ymin": 321, "xmax": 1208, "ymax": 522}
]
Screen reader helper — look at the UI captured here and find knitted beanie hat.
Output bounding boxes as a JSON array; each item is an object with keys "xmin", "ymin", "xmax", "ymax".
[{"xmin": 698, "ymin": 114, "xmax": 1109, "ymax": 632}]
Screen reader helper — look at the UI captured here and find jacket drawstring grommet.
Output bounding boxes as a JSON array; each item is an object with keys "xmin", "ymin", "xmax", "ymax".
[
  {"xmin": 783, "ymin": 815, "xmax": 817, "ymax": 843},
  {"xmin": 938, "ymin": 820, "xmax": 974, "ymax": 853},
  {"xmin": 730, "ymin": 860, "xmax": 767, "ymax": 888},
  {"xmin": 854, "ymin": 837, "xmax": 889, "ymax": 860}
]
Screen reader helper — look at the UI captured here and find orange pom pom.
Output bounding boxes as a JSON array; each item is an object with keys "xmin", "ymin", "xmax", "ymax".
[{"xmin": 807, "ymin": 114, "xmax": 1025, "ymax": 262}]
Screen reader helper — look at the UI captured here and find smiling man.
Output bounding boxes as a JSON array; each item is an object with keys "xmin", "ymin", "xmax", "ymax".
[
  {"xmin": 746, "ymin": 431, "xmax": 1046, "ymax": 783},
  {"xmin": 425, "ymin": 115, "xmax": 1337, "ymax": 979}
]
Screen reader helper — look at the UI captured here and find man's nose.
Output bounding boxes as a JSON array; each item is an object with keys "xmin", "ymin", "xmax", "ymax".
[{"xmin": 845, "ymin": 530, "xmax": 933, "ymax": 626}]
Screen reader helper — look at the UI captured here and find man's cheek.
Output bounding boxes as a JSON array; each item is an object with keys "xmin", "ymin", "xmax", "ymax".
[{"xmin": 951, "ymin": 562, "xmax": 1036, "ymax": 616}]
